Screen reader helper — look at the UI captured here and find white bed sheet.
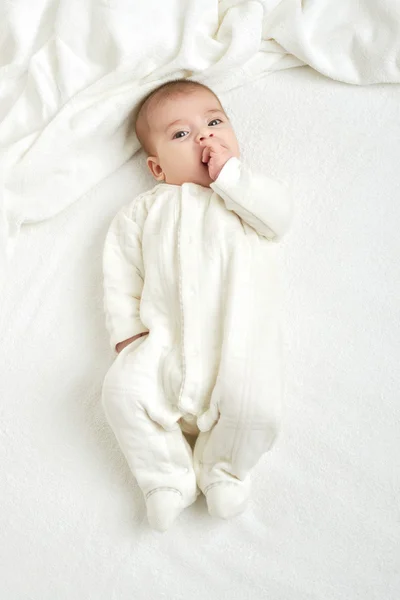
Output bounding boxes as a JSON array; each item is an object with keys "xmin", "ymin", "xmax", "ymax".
[{"xmin": 1, "ymin": 66, "xmax": 399, "ymax": 600}]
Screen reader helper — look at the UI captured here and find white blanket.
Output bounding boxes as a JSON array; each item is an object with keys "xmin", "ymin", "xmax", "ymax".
[
  {"xmin": 1, "ymin": 66, "xmax": 399, "ymax": 600},
  {"xmin": 1, "ymin": 2, "xmax": 400, "ymax": 598},
  {"xmin": 1, "ymin": 0, "xmax": 400, "ymax": 264}
]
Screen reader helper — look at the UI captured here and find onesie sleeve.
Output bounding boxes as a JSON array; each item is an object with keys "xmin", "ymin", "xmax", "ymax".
[
  {"xmin": 210, "ymin": 157, "xmax": 293, "ymax": 241},
  {"xmin": 102, "ymin": 196, "xmax": 148, "ymax": 352}
]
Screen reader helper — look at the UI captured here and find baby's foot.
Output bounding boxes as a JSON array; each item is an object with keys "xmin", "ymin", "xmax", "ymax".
[
  {"xmin": 145, "ymin": 488, "xmax": 184, "ymax": 532},
  {"xmin": 205, "ymin": 482, "xmax": 250, "ymax": 520}
]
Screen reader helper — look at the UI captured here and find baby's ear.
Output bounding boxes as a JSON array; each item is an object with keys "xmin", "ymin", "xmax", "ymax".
[{"xmin": 146, "ymin": 156, "xmax": 165, "ymax": 181}]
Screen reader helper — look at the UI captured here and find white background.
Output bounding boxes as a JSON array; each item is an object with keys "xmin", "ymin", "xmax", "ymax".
[{"xmin": 1, "ymin": 66, "xmax": 400, "ymax": 599}]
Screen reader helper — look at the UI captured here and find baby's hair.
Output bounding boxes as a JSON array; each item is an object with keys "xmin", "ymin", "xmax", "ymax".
[{"xmin": 132, "ymin": 78, "xmax": 222, "ymax": 155}]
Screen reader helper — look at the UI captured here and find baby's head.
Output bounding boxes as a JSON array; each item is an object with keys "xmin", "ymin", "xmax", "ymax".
[{"xmin": 134, "ymin": 79, "xmax": 240, "ymax": 187}]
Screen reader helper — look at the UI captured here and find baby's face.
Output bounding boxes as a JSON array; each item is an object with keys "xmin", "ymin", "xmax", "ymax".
[{"xmin": 146, "ymin": 88, "xmax": 240, "ymax": 187}]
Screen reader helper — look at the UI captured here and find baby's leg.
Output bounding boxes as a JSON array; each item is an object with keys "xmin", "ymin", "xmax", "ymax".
[
  {"xmin": 194, "ymin": 354, "xmax": 281, "ymax": 520},
  {"xmin": 102, "ymin": 335, "xmax": 198, "ymax": 531}
]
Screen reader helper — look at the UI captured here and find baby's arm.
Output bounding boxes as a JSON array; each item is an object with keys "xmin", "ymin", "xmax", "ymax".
[
  {"xmin": 210, "ymin": 157, "xmax": 293, "ymax": 241},
  {"xmin": 103, "ymin": 200, "xmax": 148, "ymax": 354},
  {"xmin": 201, "ymin": 136, "xmax": 292, "ymax": 240}
]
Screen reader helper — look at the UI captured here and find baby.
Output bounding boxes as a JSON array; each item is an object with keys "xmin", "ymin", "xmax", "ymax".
[{"xmin": 101, "ymin": 79, "xmax": 292, "ymax": 532}]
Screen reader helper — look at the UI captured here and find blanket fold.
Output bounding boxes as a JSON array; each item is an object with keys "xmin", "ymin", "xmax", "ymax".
[{"xmin": 1, "ymin": 0, "xmax": 399, "ymax": 264}]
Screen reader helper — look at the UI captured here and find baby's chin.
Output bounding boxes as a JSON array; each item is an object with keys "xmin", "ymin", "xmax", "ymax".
[
  {"xmin": 186, "ymin": 165, "xmax": 214, "ymax": 187},
  {"xmin": 166, "ymin": 167, "xmax": 214, "ymax": 188},
  {"xmin": 191, "ymin": 171, "xmax": 214, "ymax": 188}
]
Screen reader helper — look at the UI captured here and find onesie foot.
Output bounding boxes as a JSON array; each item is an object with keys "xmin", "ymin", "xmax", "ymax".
[
  {"xmin": 205, "ymin": 482, "xmax": 250, "ymax": 520},
  {"xmin": 145, "ymin": 488, "xmax": 184, "ymax": 532}
]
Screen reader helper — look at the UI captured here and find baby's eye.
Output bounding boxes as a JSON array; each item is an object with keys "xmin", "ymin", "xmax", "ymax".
[
  {"xmin": 208, "ymin": 119, "xmax": 222, "ymax": 126},
  {"xmin": 172, "ymin": 131, "xmax": 188, "ymax": 139}
]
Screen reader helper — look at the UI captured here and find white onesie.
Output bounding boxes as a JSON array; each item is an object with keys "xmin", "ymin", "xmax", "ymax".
[{"xmin": 101, "ymin": 157, "xmax": 292, "ymax": 529}]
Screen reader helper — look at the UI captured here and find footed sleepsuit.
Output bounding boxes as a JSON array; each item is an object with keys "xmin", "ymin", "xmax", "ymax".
[{"xmin": 101, "ymin": 157, "xmax": 292, "ymax": 523}]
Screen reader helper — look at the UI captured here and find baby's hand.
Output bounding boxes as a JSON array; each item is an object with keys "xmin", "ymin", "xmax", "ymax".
[{"xmin": 200, "ymin": 136, "xmax": 234, "ymax": 181}]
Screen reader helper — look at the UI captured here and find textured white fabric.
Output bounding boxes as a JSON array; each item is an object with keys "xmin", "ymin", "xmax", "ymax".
[
  {"xmin": 205, "ymin": 481, "xmax": 250, "ymax": 519},
  {"xmin": 101, "ymin": 158, "xmax": 292, "ymax": 527},
  {"xmin": 262, "ymin": 0, "xmax": 400, "ymax": 84},
  {"xmin": 102, "ymin": 157, "xmax": 292, "ymax": 350},
  {"xmin": 2, "ymin": 0, "xmax": 400, "ymax": 264},
  {"xmin": 0, "ymin": 0, "xmax": 300, "ymax": 262},
  {"xmin": 145, "ymin": 489, "xmax": 186, "ymax": 532},
  {"xmin": 1, "ymin": 67, "xmax": 399, "ymax": 599}
]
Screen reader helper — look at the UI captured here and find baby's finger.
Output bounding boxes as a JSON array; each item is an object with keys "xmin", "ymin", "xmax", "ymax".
[
  {"xmin": 200, "ymin": 136, "xmax": 220, "ymax": 150},
  {"xmin": 202, "ymin": 146, "xmax": 211, "ymax": 163},
  {"xmin": 201, "ymin": 135, "xmax": 228, "ymax": 151}
]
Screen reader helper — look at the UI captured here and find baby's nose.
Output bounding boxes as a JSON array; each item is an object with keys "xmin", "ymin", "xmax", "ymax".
[{"xmin": 197, "ymin": 131, "xmax": 214, "ymax": 142}]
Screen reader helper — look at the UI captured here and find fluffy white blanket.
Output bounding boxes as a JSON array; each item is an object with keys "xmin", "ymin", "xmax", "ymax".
[{"xmin": 1, "ymin": 0, "xmax": 400, "ymax": 265}]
